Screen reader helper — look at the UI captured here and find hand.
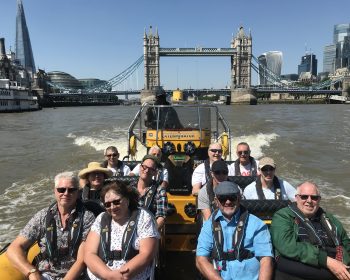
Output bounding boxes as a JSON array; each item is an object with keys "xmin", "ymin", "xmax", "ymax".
[
  {"xmin": 327, "ymin": 257, "xmax": 350, "ymax": 280},
  {"xmin": 28, "ymin": 271, "xmax": 42, "ymax": 280},
  {"xmin": 105, "ymin": 269, "xmax": 125, "ymax": 280},
  {"xmin": 119, "ymin": 265, "xmax": 130, "ymax": 280}
]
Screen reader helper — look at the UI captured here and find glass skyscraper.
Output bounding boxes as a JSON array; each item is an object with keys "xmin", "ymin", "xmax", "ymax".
[
  {"xmin": 298, "ymin": 54, "xmax": 317, "ymax": 76},
  {"xmin": 15, "ymin": 0, "xmax": 36, "ymax": 75},
  {"xmin": 323, "ymin": 44, "xmax": 336, "ymax": 73},
  {"xmin": 258, "ymin": 51, "xmax": 283, "ymax": 85}
]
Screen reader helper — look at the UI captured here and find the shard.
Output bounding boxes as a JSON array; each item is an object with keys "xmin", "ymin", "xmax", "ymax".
[{"xmin": 15, "ymin": 0, "xmax": 36, "ymax": 75}]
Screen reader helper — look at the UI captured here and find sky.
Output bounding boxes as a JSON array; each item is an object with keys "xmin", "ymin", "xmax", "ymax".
[{"xmin": 0, "ymin": 0, "xmax": 349, "ymax": 89}]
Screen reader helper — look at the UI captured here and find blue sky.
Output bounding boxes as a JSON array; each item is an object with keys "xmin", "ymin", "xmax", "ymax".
[{"xmin": 0, "ymin": 0, "xmax": 349, "ymax": 89}]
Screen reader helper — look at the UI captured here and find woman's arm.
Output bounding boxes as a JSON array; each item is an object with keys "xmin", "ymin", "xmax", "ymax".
[
  {"xmin": 119, "ymin": 237, "xmax": 158, "ymax": 279},
  {"xmin": 84, "ymin": 231, "xmax": 119, "ymax": 279}
]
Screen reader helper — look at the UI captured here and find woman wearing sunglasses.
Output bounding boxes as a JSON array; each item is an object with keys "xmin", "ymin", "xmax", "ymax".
[{"xmin": 84, "ymin": 181, "xmax": 159, "ymax": 280}]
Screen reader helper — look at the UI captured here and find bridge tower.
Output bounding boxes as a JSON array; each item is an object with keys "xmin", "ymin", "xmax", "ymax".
[
  {"xmin": 141, "ymin": 27, "xmax": 160, "ymax": 103},
  {"xmin": 230, "ymin": 27, "xmax": 257, "ymax": 104}
]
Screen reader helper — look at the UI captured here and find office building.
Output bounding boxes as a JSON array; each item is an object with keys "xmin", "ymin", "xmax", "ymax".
[
  {"xmin": 258, "ymin": 51, "xmax": 283, "ymax": 85},
  {"xmin": 298, "ymin": 54, "xmax": 317, "ymax": 76},
  {"xmin": 15, "ymin": 0, "xmax": 36, "ymax": 76},
  {"xmin": 323, "ymin": 44, "xmax": 336, "ymax": 73}
]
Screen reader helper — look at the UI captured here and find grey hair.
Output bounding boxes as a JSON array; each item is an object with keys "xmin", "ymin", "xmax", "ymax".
[
  {"xmin": 296, "ymin": 181, "xmax": 320, "ymax": 196},
  {"xmin": 149, "ymin": 145, "xmax": 162, "ymax": 156},
  {"xmin": 54, "ymin": 171, "xmax": 79, "ymax": 188}
]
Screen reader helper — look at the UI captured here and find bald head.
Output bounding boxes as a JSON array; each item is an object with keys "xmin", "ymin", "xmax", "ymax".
[
  {"xmin": 295, "ymin": 181, "xmax": 321, "ymax": 218},
  {"xmin": 296, "ymin": 181, "xmax": 320, "ymax": 196}
]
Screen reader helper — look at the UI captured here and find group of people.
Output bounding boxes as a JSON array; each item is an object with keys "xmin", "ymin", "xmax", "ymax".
[
  {"xmin": 7, "ymin": 145, "xmax": 168, "ymax": 280},
  {"xmin": 193, "ymin": 142, "xmax": 350, "ymax": 280},
  {"xmin": 6, "ymin": 141, "xmax": 350, "ymax": 280}
]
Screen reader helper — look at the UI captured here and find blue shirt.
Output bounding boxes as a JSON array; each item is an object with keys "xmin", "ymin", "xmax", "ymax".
[{"xmin": 196, "ymin": 209, "xmax": 273, "ymax": 280}]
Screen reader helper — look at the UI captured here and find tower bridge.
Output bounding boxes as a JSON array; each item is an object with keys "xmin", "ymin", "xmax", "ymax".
[{"xmin": 45, "ymin": 26, "xmax": 349, "ymax": 104}]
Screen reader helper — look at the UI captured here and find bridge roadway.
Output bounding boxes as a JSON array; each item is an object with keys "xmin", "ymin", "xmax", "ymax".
[{"xmin": 47, "ymin": 88, "xmax": 342, "ymax": 98}]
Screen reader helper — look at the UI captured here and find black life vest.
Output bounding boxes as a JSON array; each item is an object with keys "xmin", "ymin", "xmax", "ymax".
[
  {"xmin": 204, "ymin": 159, "xmax": 212, "ymax": 186},
  {"xmin": 289, "ymin": 203, "xmax": 342, "ymax": 258},
  {"xmin": 36, "ymin": 201, "xmax": 85, "ymax": 264},
  {"xmin": 98, "ymin": 210, "xmax": 140, "ymax": 265},
  {"xmin": 255, "ymin": 175, "xmax": 282, "ymax": 200},
  {"xmin": 234, "ymin": 157, "xmax": 258, "ymax": 176},
  {"xmin": 211, "ymin": 206, "xmax": 254, "ymax": 271},
  {"xmin": 139, "ymin": 181, "xmax": 159, "ymax": 213},
  {"xmin": 80, "ymin": 185, "xmax": 105, "ymax": 217},
  {"xmin": 206, "ymin": 178, "xmax": 217, "ymax": 213},
  {"xmin": 102, "ymin": 160, "xmax": 124, "ymax": 176}
]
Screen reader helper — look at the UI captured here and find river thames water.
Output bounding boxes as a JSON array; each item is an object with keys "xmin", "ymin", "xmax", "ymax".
[{"xmin": 0, "ymin": 104, "xmax": 349, "ymax": 249}]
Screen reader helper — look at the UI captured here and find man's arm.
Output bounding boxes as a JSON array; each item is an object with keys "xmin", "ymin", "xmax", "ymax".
[
  {"xmin": 201, "ymin": 208, "xmax": 212, "ymax": 221},
  {"xmin": 326, "ymin": 257, "xmax": 350, "ymax": 280},
  {"xmin": 196, "ymin": 256, "xmax": 222, "ymax": 280},
  {"xmin": 258, "ymin": 256, "xmax": 273, "ymax": 280},
  {"xmin": 7, "ymin": 236, "xmax": 41, "ymax": 280}
]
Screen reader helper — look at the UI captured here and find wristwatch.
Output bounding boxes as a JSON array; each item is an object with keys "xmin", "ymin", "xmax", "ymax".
[{"xmin": 27, "ymin": 268, "xmax": 37, "ymax": 278}]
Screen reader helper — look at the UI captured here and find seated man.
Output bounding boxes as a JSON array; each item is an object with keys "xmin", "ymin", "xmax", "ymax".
[
  {"xmin": 243, "ymin": 157, "xmax": 296, "ymax": 200},
  {"xmin": 192, "ymin": 142, "xmax": 234, "ymax": 195},
  {"xmin": 230, "ymin": 142, "xmax": 259, "ymax": 176},
  {"xmin": 197, "ymin": 160, "xmax": 230, "ymax": 221},
  {"xmin": 101, "ymin": 146, "xmax": 130, "ymax": 176},
  {"xmin": 271, "ymin": 181, "xmax": 350, "ymax": 280},
  {"xmin": 130, "ymin": 154, "xmax": 168, "ymax": 230},
  {"xmin": 7, "ymin": 172, "xmax": 95, "ymax": 280},
  {"xmin": 196, "ymin": 181, "xmax": 273, "ymax": 280}
]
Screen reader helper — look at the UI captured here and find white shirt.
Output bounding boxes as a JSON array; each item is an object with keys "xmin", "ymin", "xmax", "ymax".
[
  {"xmin": 243, "ymin": 178, "xmax": 296, "ymax": 201},
  {"xmin": 230, "ymin": 160, "xmax": 260, "ymax": 176},
  {"xmin": 108, "ymin": 164, "xmax": 131, "ymax": 176}
]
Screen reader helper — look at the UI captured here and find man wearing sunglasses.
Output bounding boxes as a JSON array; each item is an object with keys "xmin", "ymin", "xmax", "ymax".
[
  {"xmin": 231, "ymin": 142, "xmax": 259, "ymax": 176},
  {"xmin": 192, "ymin": 142, "xmax": 234, "ymax": 195},
  {"xmin": 7, "ymin": 172, "xmax": 95, "ymax": 280},
  {"xmin": 271, "ymin": 182, "xmax": 350, "ymax": 280},
  {"xmin": 196, "ymin": 181, "xmax": 273, "ymax": 280},
  {"xmin": 197, "ymin": 160, "xmax": 232, "ymax": 221},
  {"xmin": 243, "ymin": 157, "xmax": 296, "ymax": 201},
  {"xmin": 102, "ymin": 146, "xmax": 131, "ymax": 176}
]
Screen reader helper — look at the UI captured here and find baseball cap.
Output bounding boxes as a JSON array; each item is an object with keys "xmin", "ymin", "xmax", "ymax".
[
  {"xmin": 211, "ymin": 160, "xmax": 229, "ymax": 173},
  {"xmin": 259, "ymin": 157, "xmax": 276, "ymax": 169}
]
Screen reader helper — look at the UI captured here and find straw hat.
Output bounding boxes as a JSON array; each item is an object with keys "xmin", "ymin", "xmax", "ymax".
[{"xmin": 78, "ymin": 162, "xmax": 113, "ymax": 179}]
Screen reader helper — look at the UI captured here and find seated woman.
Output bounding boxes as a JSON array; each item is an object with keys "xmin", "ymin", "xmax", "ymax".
[
  {"xmin": 84, "ymin": 181, "xmax": 159, "ymax": 280},
  {"xmin": 78, "ymin": 162, "xmax": 113, "ymax": 216}
]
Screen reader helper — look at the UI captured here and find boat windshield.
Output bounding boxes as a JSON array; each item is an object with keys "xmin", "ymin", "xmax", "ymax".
[{"xmin": 142, "ymin": 105, "xmax": 211, "ymax": 131}]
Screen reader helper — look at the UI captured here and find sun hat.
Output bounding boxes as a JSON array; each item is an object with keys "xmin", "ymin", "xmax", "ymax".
[
  {"xmin": 211, "ymin": 160, "xmax": 229, "ymax": 173},
  {"xmin": 214, "ymin": 181, "xmax": 240, "ymax": 196},
  {"xmin": 78, "ymin": 162, "xmax": 113, "ymax": 179},
  {"xmin": 259, "ymin": 157, "xmax": 276, "ymax": 169}
]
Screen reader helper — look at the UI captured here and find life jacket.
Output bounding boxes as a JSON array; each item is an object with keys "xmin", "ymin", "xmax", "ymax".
[
  {"xmin": 255, "ymin": 175, "xmax": 282, "ymax": 200},
  {"xmin": 102, "ymin": 160, "xmax": 124, "ymax": 176},
  {"xmin": 98, "ymin": 210, "xmax": 140, "ymax": 265},
  {"xmin": 234, "ymin": 157, "xmax": 258, "ymax": 176},
  {"xmin": 141, "ymin": 181, "xmax": 159, "ymax": 212},
  {"xmin": 35, "ymin": 201, "xmax": 85, "ymax": 265},
  {"xmin": 204, "ymin": 159, "xmax": 212, "ymax": 185},
  {"xmin": 80, "ymin": 185, "xmax": 105, "ymax": 217},
  {"xmin": 211, "ymin": 206, "xmax": 254, "ymax": 271},
  {"xmin": 206, "ymin": 178, "xmax": 217, "ymax": 213},
  {"xmin": 288, "ymin": 203, "xmax": 343, "ymax": 261}
]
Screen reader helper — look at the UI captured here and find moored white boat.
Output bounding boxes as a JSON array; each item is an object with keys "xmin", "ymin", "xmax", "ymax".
[{"xmin": 0, "ymin": 79, "xmax": 40, "ymax": 112}]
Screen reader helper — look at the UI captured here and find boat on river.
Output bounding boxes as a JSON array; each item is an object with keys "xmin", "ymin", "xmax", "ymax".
[
  {"xmin": 0, "ymin": 79, "xmax": 40, "ymax": 113},
  {"xmin": 0, "ymin": 102, "xmax": 287, "ymax": 279}
]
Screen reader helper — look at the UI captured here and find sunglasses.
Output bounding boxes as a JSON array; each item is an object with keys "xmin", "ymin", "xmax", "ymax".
[
  {"xmin": 106, "ymin": 153, "xmax": 118, "ymax": 158},
  {"xmin": 237, "ymin": 150, "xmax": 250, "ymax": 155},
  {"xmin": 261, "ymin": 166, "xmax": 275, "ymax": 172},
  {"xmin": 56, "ymin": 187, "xmax": 78, "ymax": 194},
  {"xmin": 140, "ymin": 164, "xmax": 157, "ymax": 172},
  {"xmin": 104, "ymin": 199, "xmax": 122, "ymax": 208},
  {"xmin": 210, "ymin": 149, "xmax": 223, "ymax": 154},
  {"xmin": 213, "ymin": 170, "xmax": 228, "ymax": 176},
  {"xmin": 217, "ymin": 195, "xmax": 238, "ymax": 204},
  {"xmin": 297, "ymin": 194, "xmax": 321, "ymax": 201}
]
